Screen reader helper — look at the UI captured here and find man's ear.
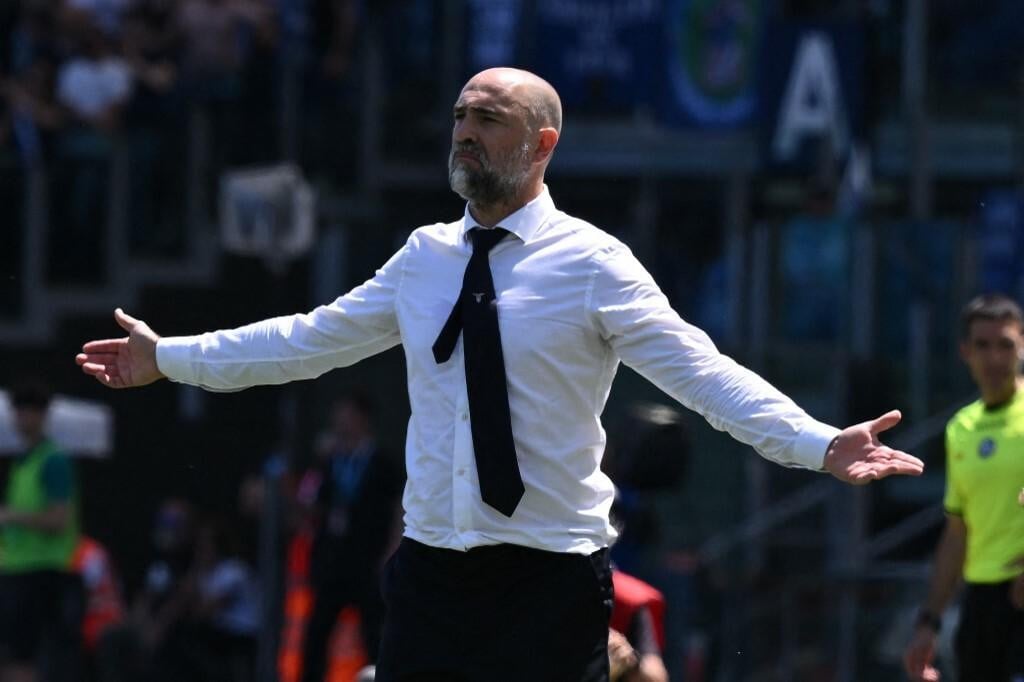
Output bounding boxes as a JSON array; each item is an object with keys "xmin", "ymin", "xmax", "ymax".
[{"xmin": 534, "ymin": 127, "xmax": 559, "ymax": 163}]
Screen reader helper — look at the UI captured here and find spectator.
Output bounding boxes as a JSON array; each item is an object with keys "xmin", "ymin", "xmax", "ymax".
[
  {"xmin": 299, "ymin": 392, "xmax": 404, "ymax": 682},
  {"xmin": 177, "ymin": 0, "xmax": 257, "ymax": 96},
  {"xmin": 185, "ymin": 518, "xmax": 260, "ymax": 682},
  {"xmin": 56, "ymin": 25, "xmax": 132, "ymax": 134},
  {"xmin": 129, "ymin": 496, "xmax": 197, "ymax": 677},
  {"xmin": 1, "ymin": 55, "xmax": 65, "ymax": 166},
  {"xmin": 68, "ymin": 535, "xmax": 128, "ymax": 682},
  {"xmin": 0, "ymin": 380, "xmax": 84, "ymax": 682},
  {"xmin": 122, "ymin": 0, "xmax": 179, "ymax": 122},
  {"xmin": 121, "ymin": 0, "xmax": 185, "ymax": 255}
]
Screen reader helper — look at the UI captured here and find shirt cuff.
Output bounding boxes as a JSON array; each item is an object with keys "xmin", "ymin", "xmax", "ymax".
[
  {"xmin": 155, "ymin": 336, "xmax": 199, "ymax": 384},
  {"xmin": 791, "ymin": 420, "xmax": 841, "ymax": 471}
]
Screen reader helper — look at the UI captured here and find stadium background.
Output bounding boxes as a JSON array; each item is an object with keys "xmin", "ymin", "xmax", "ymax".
[{"xmin": 2, "ymin": 0, "xmax": 1023, "ymax": 679}]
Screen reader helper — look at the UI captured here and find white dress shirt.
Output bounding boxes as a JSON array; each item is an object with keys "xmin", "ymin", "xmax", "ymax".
[{"xmin": 157, "ymin": 186, "xmax": 839, "ymax": 555}]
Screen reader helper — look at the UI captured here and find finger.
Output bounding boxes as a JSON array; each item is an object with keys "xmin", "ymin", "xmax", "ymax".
[
  {"xmin": 869, "ymin": 409, "xmax": 902, "ymax": 435},
  {"xmin": 79, "ymin": 362, "xmax": 112, "ymax": 375},
  {"xmin": 80, "ymin": 364, "xmax": 123, "ymax": 388},
  {"xmin": 76, "ymin": 352, "xmax": 120, "ymax": 367},
  {"xmin": 114, "ymin": 307, "xmax": 139, "ymax": 333},
  {"xmin": 869, "ymin": 455, "xmax": 924, "ymax": 476},
  {"xmin": 885, "ymin": 450, "xmax": 925, "ymax": 471},
  {"xmin": 81, "ymin": 339, "xmax": 127, "ymax": 353},
  {"xmin": 84, "ymin": 368, "xmax": 117, "ymax": 388},
  {"xmin": 860, "ymin": 460, "xmax": 923, "ymax": 481}
]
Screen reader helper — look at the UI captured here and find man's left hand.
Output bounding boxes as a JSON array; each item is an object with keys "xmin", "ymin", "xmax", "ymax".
[{"xmin": 824, "ymin": 410, "xmax": 925, "ymax": 485}]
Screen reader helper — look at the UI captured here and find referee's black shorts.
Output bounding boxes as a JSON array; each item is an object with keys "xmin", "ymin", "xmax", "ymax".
[
  {"xmin": 375, "ymin": 538, "xmax": 613, "ymax": 682},
  {"xmin": 956, "ymin": 580, "xmax": 1024, "ymax": 682}
]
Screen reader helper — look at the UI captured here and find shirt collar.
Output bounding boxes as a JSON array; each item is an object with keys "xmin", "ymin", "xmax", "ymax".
[{"xmin": 459, "ymin": 185, "xmax": 556, "ymax": 246}]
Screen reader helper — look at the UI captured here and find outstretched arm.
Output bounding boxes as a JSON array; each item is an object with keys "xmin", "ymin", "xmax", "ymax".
[
  {"xmin": 76, "ymin": 308, "xmax": 164, "ymax": 389},
  {"xmin": 824, "ymin": 410, "xmax": 924, "ymax": 483},
  {"xmin": 76, "ymin": 241, "xmax": 409, "ymax": 391},
  {"xmin": 592, "ymin": 243, "xmax": 924, "ymax": 480}
]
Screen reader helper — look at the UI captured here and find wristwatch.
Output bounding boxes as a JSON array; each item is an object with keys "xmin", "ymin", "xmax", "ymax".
[{"xmin": 916, "ymin": 610, "xmax": 942, "ymax": 633}]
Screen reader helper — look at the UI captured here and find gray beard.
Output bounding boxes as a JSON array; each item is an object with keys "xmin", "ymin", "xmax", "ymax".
[{"xmin": 448, "ymin": 145, "xmax": 531, "ymax": 207}]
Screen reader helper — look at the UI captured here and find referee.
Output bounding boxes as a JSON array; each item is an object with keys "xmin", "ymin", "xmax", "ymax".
[{"xmin": 904, "ymin": 294, "xmax": 1024, "ymax": 682}]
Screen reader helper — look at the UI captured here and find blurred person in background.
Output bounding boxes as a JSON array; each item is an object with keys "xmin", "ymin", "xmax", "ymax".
[
  {"xmin": 56, "ymin": 23, "xmax": 131, "ymax": 134},
  {"xmin": 0, "ymin": 54, "xmax": 64, "ymax": 167},
  {"xmin": 51, "ymin": 22, "xmax": 132, "ymax": 282},
  {"xmin": 607, "ymin": 569, "xmax": 668, "ymax": 682},
  {"xmin": 68, "ymin": 535, "xmax": 126, "ymax": 682},
  {"xmin": 299, "ymin": 391, "xmax": 403, "ymax": 682},
  {"xmin": 121, "ymin": 0, "xmax": 184, "ymax": 255},
  {"xmin": 77, "ymin": 67, "xmax": 924, "ymax": 682},
  {"xmin": 0, "ymin": 380, "xmax": 84, "ymax": 682},
  {"xmin": 183, "ymin": 517, "xmax": 260, "ymax": 682},
  {"xmin": 129, "ymin": 497, "xmax": 200, "ymax": 681},
  {"xmin": 904, "ymin": 294, "xmax": 1024, "ymax": 682}
]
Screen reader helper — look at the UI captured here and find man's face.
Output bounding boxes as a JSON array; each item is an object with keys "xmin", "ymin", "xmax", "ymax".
[
  {"xmin": 448, "ymin": 79, "xmax": 535, "ymax": 206},
  {"xmin": 960, "ymin": 317, "xmax": 1024, "ymax": 397},
  {"xmin": 332, "ymin": 401, "xmax": 366, "ymax": 440},
  {"xmin": 13, "ymin": 404, "xmax": 46, "ymax": 442}
]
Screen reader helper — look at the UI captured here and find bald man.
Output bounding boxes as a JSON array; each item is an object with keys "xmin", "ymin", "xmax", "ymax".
[{"xmin": 77, "ymin": 68, "xmax": 924, "ymax": 681}]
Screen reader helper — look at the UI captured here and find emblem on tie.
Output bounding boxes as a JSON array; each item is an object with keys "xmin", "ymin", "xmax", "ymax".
[{"xmin": 472, "ymin": 293, "xmax": 486, "ymax": 303}]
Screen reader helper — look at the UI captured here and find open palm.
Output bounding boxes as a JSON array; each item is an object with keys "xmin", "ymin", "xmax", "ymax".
[
  {"xmin": 76, "ymin": 309, "xmax": 164, "ymax": 389},
  {"xmin": 824, "ymin": 410, "xmax": 925, "ymax": 484}
]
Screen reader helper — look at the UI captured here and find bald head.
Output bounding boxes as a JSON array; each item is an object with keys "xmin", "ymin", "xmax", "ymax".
[
  {"xmin": 463, "ymin": 68, "xmax": 562, "ymax": 135},
  {"xmin": 449, "ymin": 68, "xmax": 562, "ymax": 221}
]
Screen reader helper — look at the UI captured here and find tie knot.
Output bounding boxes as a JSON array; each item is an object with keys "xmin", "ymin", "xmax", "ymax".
[{"xmin": 470, "ymin": 227, "xmax": 508, "ymax": 254}]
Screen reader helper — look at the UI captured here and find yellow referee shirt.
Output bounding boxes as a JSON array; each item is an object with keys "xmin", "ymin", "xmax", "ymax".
[{"xmin": 944, "ymin": 391, "xmax": 1024, "ymax": 583}]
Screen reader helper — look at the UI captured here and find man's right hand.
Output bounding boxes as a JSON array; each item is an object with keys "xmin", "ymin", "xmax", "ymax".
[
  {"xmin": 76, "ymin": 308, "xmax": 164, "ymax": 389},
  {"xmin": 903, "ymin": 625, "xmax": 941, "ymax": 681}
]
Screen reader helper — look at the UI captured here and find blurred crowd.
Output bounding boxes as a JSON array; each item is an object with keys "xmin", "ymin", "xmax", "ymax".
[
  {"xmin": 0, "ymin": 384, "xmax": 408, "ymax": 682},
  {"xmin": 0, "ymin": 0, "xmax": 358, "ymax": 158},
  {"xmin": 0, "ymin": 0, "xmax": 361, "ymax": 268}
]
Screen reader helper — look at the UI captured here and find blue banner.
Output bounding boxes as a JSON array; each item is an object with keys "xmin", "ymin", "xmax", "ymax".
[
  {"xmin": 759, "ymin": 22, "xmax": 864, "ymax": 169},
  {"xmin": 657, "ymin": 0, "xmax": 762, "ymax": 128},
  {"xmin": 532, "ymin": 0, "xmax": 662, "ymax": 115}
]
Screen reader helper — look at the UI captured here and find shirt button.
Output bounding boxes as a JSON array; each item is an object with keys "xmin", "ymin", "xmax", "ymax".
[
  {"xmin": 461, "ymin": 413, "xmax": 469, "ymax": 421},
  {"xmin": 457, "ymin": 468, "xmax": 465, "ymax": 476},
  {"xmin": 457, "ymin": 526, "xmax": 466, "ymax": 533}
]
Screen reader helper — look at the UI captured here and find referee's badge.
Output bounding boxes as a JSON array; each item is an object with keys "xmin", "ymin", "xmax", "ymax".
[{"xmin": 978, "ymin": 437, "xmax": 997, "ymax": 459}]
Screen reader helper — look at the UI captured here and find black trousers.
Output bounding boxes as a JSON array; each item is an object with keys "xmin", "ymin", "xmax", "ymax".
[
  {"xmin": 956, "ymin": 581, "xmax": 1024, "ymax": 682},
  {"xmin": 375, "ymin": 539, "xmax": 613, "ymax": 682}
]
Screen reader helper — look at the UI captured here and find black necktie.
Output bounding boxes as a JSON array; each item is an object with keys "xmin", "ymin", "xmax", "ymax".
[{"xmin": 432, "ymin": 227, "xmax": 525, "ymax": 517}]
